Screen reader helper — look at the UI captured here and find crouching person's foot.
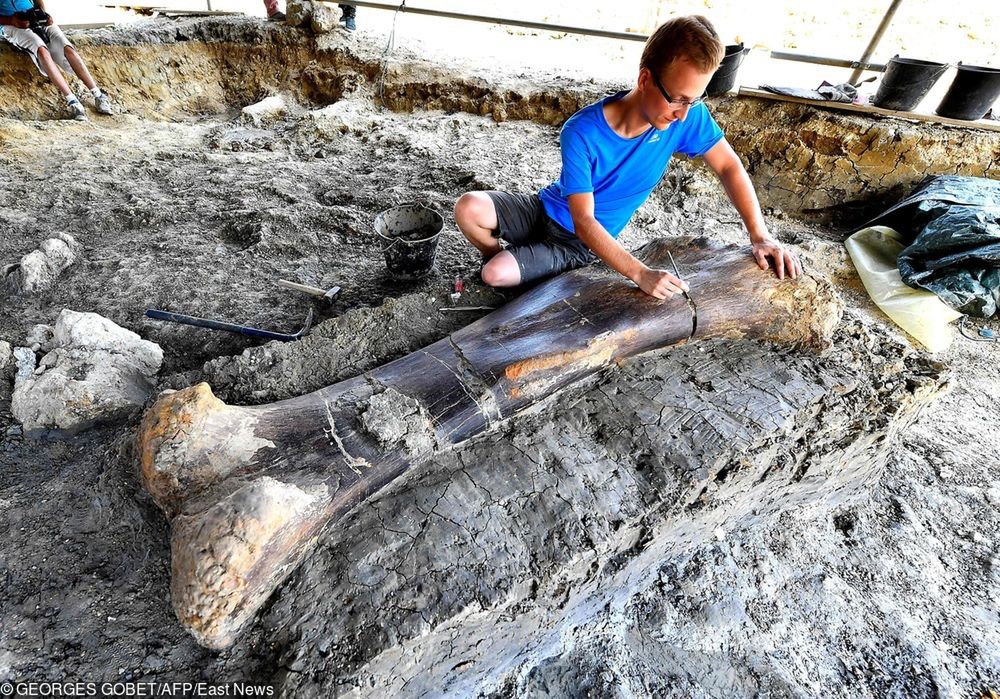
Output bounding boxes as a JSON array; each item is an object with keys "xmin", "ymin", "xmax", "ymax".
[
  {"xmin": 268, "ymin": 10, "xmax": 286, "ymax": 21},
  {"xmin": 66, "ymin": 96, "xmax": 87, "ymax": 121},
  {"xmin": 93, "ymin": 89, "xmax": 113, "ymax": 116}
]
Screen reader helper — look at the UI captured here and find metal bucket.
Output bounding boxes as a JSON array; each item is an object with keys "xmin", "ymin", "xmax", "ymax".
[{"xmin": 374, "ymin": 203, "xmax": 444, "ymax": 280}]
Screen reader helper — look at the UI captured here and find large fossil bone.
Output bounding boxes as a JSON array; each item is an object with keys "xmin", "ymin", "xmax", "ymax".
[{"xmin": 137, "ymin": 238, "xmax": 842, "ymax": 648}]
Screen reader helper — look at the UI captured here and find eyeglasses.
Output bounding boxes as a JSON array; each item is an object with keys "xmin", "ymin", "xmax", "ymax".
[{"xmin": 651, "ymin": 72, "xmax": 705, "ymax": 109}]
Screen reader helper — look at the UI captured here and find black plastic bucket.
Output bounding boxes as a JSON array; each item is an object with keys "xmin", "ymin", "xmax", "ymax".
[
  {"xmin": 706, "ymin": 43, "xmax": 751, "ymax": 97},
  {"xmin": 374, "ymin": 203, "xmax": 444, "ymax": 280},
  {"xmin": 936, "ymin": 63, "xmax": 1000, "ymax": 120},
  {"xmin": 871, "ymin": 56, "xmax": 948, "ymax": 111}
]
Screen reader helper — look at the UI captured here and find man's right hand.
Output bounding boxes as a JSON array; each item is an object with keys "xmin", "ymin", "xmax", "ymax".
[
  {"xmin": 12, "ymin": 17, "xmax": 30, "ymax": 28},
  {"xmin": 635, "ymin": 267, "xmax": 689, "ymax": 300}
]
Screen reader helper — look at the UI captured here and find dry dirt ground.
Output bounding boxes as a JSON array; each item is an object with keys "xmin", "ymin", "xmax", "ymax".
[{"xmin": 1, "ymin": 17, "xmax": 999, "ymax": 699}]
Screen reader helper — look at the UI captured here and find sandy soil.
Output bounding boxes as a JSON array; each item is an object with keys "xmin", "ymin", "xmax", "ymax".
[{"xmin": 1, "ymin": 17, "xmax": 999, "ymax": 699}]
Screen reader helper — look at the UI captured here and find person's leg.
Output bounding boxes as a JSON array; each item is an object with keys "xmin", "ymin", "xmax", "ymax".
[
  {"xmin": 454, "ymin": 192, "xmax": 502, "ymax": 257},
  {"xmin": 263, "ymin": 0, "xmax": 279, "ymax": 15},
  {"xmin": 2, "ymin": 27, "xmax": 67, "ymax": 94},
  {"xmin": 62, "ymin": 47, "xmax": 96, "ymax": 90},
  {"xmin": 2, "ymin": 26, "xmax": 86, "ymax": 119},
  {"xmin": 480, "ymin": 251, "xmax": 521, "ymax": 287},
  {"xmin": 455, "ymin": 191, "xmax": 559, "ymax": 288},
  {"xmin": 39, "ymin": 44, "xmax": 87, "ymax": 119},
  {"xmin": 38, "ymin": 26, "xmax": 76, "ymax": 76},
  {"xmin": 46, "ymin": 28, "xmax": 113, "ymax": 115},
  {"xmin": 338, "ymin": 3, "xmax": 356, "ymax": 30},
  {"xmin": 454, "ymin": 192, "xmax": 522, "ymax": 286},
  {"xmin": 35, "ymin": 46, "xmax": 72, "ymax": 96},
  {"xmin": 494, "ymin": 224, "xmax": 597, "ymax": 288}
]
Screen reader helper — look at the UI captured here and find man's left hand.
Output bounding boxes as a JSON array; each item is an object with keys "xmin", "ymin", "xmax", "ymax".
[{"xmin": 752, "ymin": 236, "xmax": 801, "ymax": 280}]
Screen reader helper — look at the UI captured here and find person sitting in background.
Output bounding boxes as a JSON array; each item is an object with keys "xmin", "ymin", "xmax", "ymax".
[
  {"xmin": 338, "ymin": 3, "xmax": 356, "ymax": 31},
  {"xmin": 0, "ymin": 0, "xmax": 112, "ymax": 120},
  {"xmin": 262, "ymin": 0, "xmax": 285, "ymax": 22}
]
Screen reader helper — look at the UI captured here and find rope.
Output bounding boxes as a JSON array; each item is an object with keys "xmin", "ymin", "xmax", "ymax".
[
  {"xmin": 375, "ymin": 0, "xmax": 407, "ymax": 109},
  {"xmin": 958, "ymin": 316, "xmax": 998, "ymax": 343}
]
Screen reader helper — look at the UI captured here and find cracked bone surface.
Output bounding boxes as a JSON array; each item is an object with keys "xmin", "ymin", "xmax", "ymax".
[{"xmin": 137, "ymin": 238, "xmax": 842, "ymax": 648}]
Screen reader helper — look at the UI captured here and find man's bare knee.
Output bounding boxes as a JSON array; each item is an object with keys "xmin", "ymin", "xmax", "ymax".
[
  {"xmin": 454, "ymin": 192, "xmax": 490, "ymax": 229},
  {"xmin": 481, "ymin": 253, "xmax": 520, "ymax": 288}
]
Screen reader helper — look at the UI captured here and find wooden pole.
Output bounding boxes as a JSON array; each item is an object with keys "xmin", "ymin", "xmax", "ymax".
[{"xmin": 849, "ymin": 0, "xmax": 904, "ymax": 84}]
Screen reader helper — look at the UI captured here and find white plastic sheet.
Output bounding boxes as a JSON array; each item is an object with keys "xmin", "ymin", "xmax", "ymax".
[{"xmin": 846, "ymin": 226, "xmax": 962, "ymax": 353}]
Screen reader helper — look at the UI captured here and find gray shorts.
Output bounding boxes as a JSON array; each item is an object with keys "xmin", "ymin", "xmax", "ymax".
[
  {"xmin": 1, "ymin": 24, "xmax": 74, "ymax": 77},
  {"xmin": 486, "ymin": 191, "xmax": 596, "ymax": 284}
]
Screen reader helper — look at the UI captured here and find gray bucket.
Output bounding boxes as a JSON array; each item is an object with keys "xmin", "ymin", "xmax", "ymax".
[{"xmin": 374, "ymin": 203, "xmax": 444, "ymax": 280}]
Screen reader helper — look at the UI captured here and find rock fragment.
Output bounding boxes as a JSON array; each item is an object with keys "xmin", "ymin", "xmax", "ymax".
[
  {"xmin": 285, "ymin": 0, "xmax": 313, "ymax": 27},
  {"xmin": 3, "ymin": 232, "xmax": 81, "ymax": 295},
  {"xmin": 12, "ymin": 347, "xmax": 36, "ymax": 383},
  {"xmin": 360, "ymin": 387, "xmax": 438, "ymax": 456},
  {"xmin": 240, "ymin": 94, "xmax": 290, "ymax": 127},
  {"xmin": 310, "ymin": 3, "xmax": 338, "ymax": 34},
  {"xmin": 11, "ymin": 309, "xmax": 163, "ymax": 432},
  {"xmin": 0, "ymin": 340, "xmax": 12, "ymax": 402},
  {"xmin": 25, "ymin": 324, "xmax": 54, "ymax": 352},
  {"xmin": 0, "ymin": 340, "xmax": 11, "ymax": 374}
]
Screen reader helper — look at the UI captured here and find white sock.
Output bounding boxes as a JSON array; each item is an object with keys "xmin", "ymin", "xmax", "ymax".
[
  {"xmin": 90, "ymin": 87, "xmax": 104, "ymax": 98},
  {"xmin": 66, "ymin": 92, "xmax": 79, "ymax": 104}
]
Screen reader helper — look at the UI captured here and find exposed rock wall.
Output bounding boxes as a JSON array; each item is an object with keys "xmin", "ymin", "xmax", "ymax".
[
  {"xmin": 715, "ymin": 98, "xmax": 1000, "ymax": 223},
  {"xmin": 0, "ymin": 16, "xmax": 995, "ymax": 696}
]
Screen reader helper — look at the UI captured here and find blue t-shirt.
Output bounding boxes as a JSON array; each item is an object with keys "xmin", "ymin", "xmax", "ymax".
[
  {"xmin": 0, "ymin": 0, "xmax": 35, "ymax": 16},
  {"xmin": 538, "ymin": 92, "xmax": 724, "ymax": 237}
]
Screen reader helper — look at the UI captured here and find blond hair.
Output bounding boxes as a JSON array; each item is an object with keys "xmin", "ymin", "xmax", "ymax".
[{"xmin": 641, "ymin": 15, "xmax": 725, "ymax": 75}]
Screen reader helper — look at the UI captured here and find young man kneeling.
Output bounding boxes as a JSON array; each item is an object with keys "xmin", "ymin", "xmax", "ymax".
[
  {"xmin": 455, "ymin": 15, "xmax": 800, "ymax": 299},
  {"xmin": 1, "ymin": 0, "xmax": 113, "ymax": 120}
]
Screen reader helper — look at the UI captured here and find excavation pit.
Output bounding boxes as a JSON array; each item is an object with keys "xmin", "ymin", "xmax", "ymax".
[{"xmin": 1, "ymin": 16, "xmax": 998, "ymax": 698}]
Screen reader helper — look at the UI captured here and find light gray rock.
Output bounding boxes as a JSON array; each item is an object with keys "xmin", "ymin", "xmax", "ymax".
[
  {"xmin": 0, "ymin": 340, "xmax": 11, "ymax": 375},
  {"xmin": 25, "ymin": 324, "xmax": 54, "ymax": 352},
  {"xmin": 11, "ymin": 310, "xmax": 163, "ymax": 432},
  {"xmin": 285, "ymin": 0, "xmax": 313, "ymax": 27},
  {"xmin": 0, "ymin": 340, "xmax": 12, "ymax": 402},
  {"xmin": 4, "ymin": 232, "xmax": 81, "ymax": 295},
  {"xmin": 12, "ymin": 347, "xmax": 36, "ymax": 383},
  {"xmin": 50, "ymin": 309, "xmax": 162, "ymax": 375},
  {"xmin": 240, "ymin": 95, "xmax": 289, "ymax": 127},
  {"xmin": 308, "ymin": 100, "xmax": 380, "ymax": 137},
  {"xmin": 310, "ymin": 3, "xmax": 337, "ymax": 34}
]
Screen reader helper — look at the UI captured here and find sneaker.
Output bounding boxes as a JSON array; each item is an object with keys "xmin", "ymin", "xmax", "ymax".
[
  {"xmin": 66, "ymin": 98, "xmax": 87, "ymax": 121},
  {"xmin": 342, "ymin": 15, "xmax": 356, "ymax": 31},
  {"xmin": 94, "ymin": 90, "xmax": 113, "ymax": 115},
  {"xmin": 268, "ymin": 11, "xmax": 286, "ymax": 21}
]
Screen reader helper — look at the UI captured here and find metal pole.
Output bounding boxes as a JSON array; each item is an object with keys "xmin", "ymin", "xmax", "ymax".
[
  {"xmin": 323, "ymin": 1, "xmax": 891, "ymax": 74},
  {"xmin": 317, "ymin": 0, "xmax": 649, "ymax": 42},
  {"xmin": 849, "ymin": 0, "xmax": 904, "ymax": 83},
  {"xmin": 770, "ymin": 51, "xmax": 885, "ymax": 72}
]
